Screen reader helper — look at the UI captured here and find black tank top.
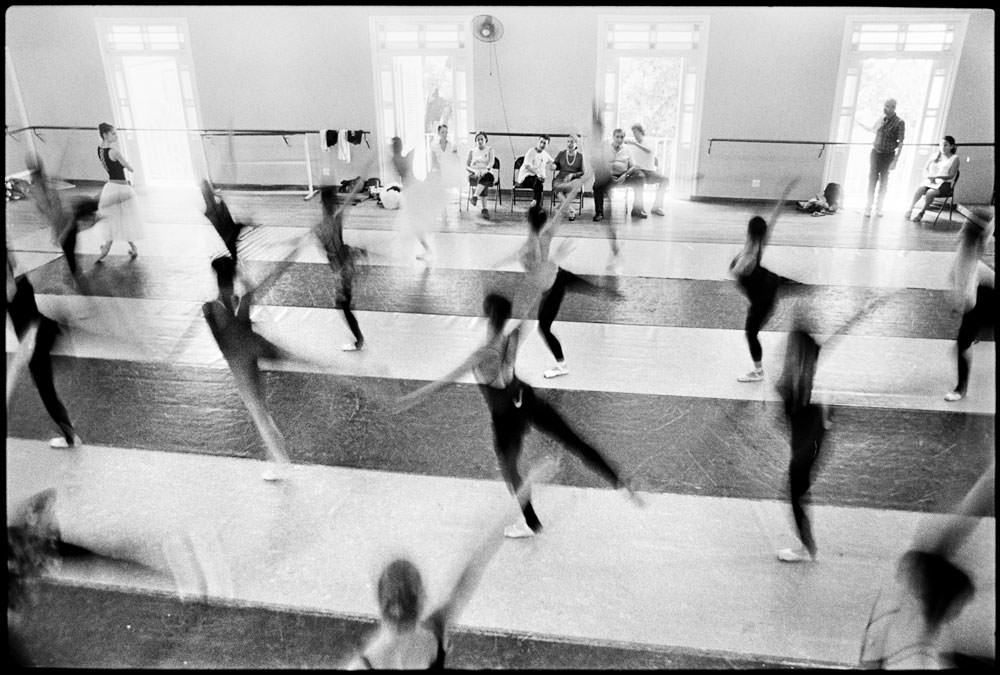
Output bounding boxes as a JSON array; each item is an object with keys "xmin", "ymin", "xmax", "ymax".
[{"xmin": 98, "ymin": 147, "xmax": 126, "ymax": 181}]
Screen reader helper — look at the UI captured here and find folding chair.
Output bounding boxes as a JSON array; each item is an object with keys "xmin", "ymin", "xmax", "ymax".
[
  {"xmin": 927, "ymin": 171, "xmax": 960, "ymax": 225},
  {"xmin": 510, "ymin": 156, "xmax": 541, "ymax": 212},
  {"xmin": 549, "ymin": 179, "xmax": 585, "ymax": 216}
]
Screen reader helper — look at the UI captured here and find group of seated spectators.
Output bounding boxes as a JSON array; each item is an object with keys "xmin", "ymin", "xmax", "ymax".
[{"xmin": 428, "ymin": 123, "xmax": 670, "ymax": 221}]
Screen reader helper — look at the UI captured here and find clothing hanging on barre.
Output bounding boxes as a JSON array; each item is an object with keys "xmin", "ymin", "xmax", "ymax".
[
  {"xmin": 320, "ymin": 129, "xmax": 338, "ymax": 151},
  {"xmin": 338, "ymin": 129, "xmax": 351, "ymax": 161}
]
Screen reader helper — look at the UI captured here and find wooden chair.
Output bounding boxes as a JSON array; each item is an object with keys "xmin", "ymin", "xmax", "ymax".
[{"xmin": 464, "ymin": 157, "xmax": 501, "ymax": 213}]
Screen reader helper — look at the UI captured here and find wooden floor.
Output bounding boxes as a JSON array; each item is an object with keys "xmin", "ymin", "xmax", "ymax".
[{"xmin": 6, "ymin": 184, "xmax": 996, "ymax": 668}]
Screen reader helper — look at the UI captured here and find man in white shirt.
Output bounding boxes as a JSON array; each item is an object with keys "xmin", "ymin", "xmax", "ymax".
[
  {"xmin": 516, "ymin": 135, "xmax": 554, "ymax": 206},
  {"xmin": 592, "ymin": 128, "xmax": 647, "ymax": 220},
  {"xmin": 626, "ymin": 123, "xmax": 668, "ymax": 216}
]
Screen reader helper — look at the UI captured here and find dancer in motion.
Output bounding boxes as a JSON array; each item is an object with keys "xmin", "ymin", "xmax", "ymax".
[
  {"xmin": 390, "ymin": 137, "xmax": 438, "ymax": 262},
  {"xmin": 95, "ymin": 122, "xmax": 143, "ymax": 262},
  {"xmin": 774, "ymin": 321, "xmax": 828, "ymax": 563},
  {"xmin": 395, "ymin": 292, "xmax": 642, "ymax": 539},
  {"xmin": 202, "ymin": 255, "xmax": 295, "ymax": 481},
  {"xmin": 6, "ymin": 245, "xmax": 83, "ymax": 448},
  {"xmin": 347, "ymin": 460, "xmax": 556, "ymax": 668},
  {"xmin": 26, "ymin": 154, "xmax": 100, "ymax": 278},
  {"xmin": 730, "ymin": 178, "xmax": 800, "ymax": 382},
  {"xmin": 200, "ymin": 179, "xmax": 247, "ymax": 263},
  {"xmin": 500, "ymin": 184, "xmax": 620, "ymax": 379},
  {"xmin": 317, "ymin": 179, "xmax": 369, "ymax": 351},
  {"xmin": 943, "ymin": 216, "xmax": 994, "ymax": 402},
  {"xmin": 582, "ymin": 107, "xmax": 623, "ymax": 269}
]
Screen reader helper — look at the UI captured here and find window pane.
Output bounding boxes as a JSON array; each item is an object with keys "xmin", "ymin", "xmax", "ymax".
[
  {"xmin": 186, "ymin": 106, "xmax": 198, "ymax": 129},
  {"xmin": 604, "ymin": 72, "xmax": 616, "ymax": 102},
  {"xmin": 680, "ymin": 111, "xmax": 693, "ymax": 143},
  {"xmin": 927, "ymin": 74, "xmax": 944, "ymax": 108},
  {"xmin": 919, "ymin": 115, "xmax": 937, "ymax": 144},
  {"xmin": 683, "ymin": 72, "xmax": 696, "ymax": 105},
  {"xmin": 841, "ymin": 74, "xmax": 858, "ymax": 107},
  {"xmin": 180, "ymin": 71, "xmax": 194, "ymax": 100}
]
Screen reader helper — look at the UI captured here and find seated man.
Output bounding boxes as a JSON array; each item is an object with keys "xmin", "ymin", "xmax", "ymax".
[
  {"xmin": 552, "ymin": 136, "xmax": 586, "ymax": 221},
  {"xmin": 626, "ymin": 123, "xmax": 668, "ymax": 216},
  {"xmin": 592, "ymin": 128, "xmax": 646, "ymax": 220},
  {"xmin": 516, "ymin": 134, "xmax": 553, "ymax": 207}
]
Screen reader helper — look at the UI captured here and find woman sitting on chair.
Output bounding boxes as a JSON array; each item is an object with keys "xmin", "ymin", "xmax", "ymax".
[
  {"xmin": 466, "ymin": 131, "xmax": 495, "ymax": 219},
  {"xmin": 908, "ymin": 136, "xmax": 959, "ymax": 222}
]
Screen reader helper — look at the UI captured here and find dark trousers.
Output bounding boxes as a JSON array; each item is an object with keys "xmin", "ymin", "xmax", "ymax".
[
  {"xmin": 538, "ymin": 267, "xmax": 610, "ymax": 362},
  {"xmin": 592, "ymin": 172, "xmax": 646, "ymax": 215},
  {"xmin": 517, "ymin": 175, "xmax": 545, "ymax": 204},
  {"xmin": 741, "ymin": 267, "xmax": 781, "ymax": 363},
  {"xmin": 61, "ymin": 226, "xmax": 79, "ymax": 276},
  {"xmin": 955, "ymin": 286, "xmax": 995, "ymax": 395},
  {"xmin": 29, "ymin": 318, "xmax": 76, "ymax": 443},
  {"xmin": 788, "ymin": 404, "xmax": 825, "ymax": 556},
  {"xmin": 483, "ymin": 382, "xmax": 622, "ymax": 531},
  {"xmin": 339, "ymin": 288, "xmax": 364, "ymax": 347},
  {"xmin": 866, "ymin": 150, "xmax": 895, "ymax": 209}
]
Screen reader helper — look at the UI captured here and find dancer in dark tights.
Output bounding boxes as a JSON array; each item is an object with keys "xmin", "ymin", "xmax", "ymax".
[
  {"xmin": 203, "ymin": 255, "xmax": 294, "ymax": 481},
  {"xmin": 775, "ymin": 322, "xmax": 828, "ymax": 563},
  {"xmin": 395, "ymin": 292, "xmax": 642, "ymax": 538},
  {"xmin": 730, "ymin": 178, "xmax": 800, "ymax": 383},
  {"xmin": 200, "ymin": 179, "xmax": 247, "ymax": 263},
  {"xmin": 27, "ymin": 154, "xmax": 100, "ymax": 278},
  {"xmin": 317, "ymin": 184, "xmax": 366, "ymax": 351},
  {"xmin": 500, "ymin": 183, "xmax": 621, "ymax": 379},
  {"xmin": 944, "ymin": 217, "xmax": 995, "ymax": 402},
  {"xmin": 5, "ymin": 247, "xmax": 82, "ymax": 448}
]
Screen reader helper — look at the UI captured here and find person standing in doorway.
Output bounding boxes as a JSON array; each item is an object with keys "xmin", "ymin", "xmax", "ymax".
[
  {"xmin": 855, "ymin": 99, "xmax": 905, "ymax": 218},
  {"xmin": 95, "ymin": 122, "xmax": 143, "ymax": 262}
]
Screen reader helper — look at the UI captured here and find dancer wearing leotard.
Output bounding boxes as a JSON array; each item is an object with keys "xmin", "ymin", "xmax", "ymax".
[
  {"xmin": 943, "ymin": 217, "xmax": 995, "ymax": 402},
  {"xmin": 203, "ymin": 255, "xmax": 293, "ymax": 481},
  {"xmin": 395, "ymin": 292, "xmax": 642, "ymax": 539},
  {"xmin": 200, "ymin": 179, "xmax": 246, "ymax": 263},
  {"xmin": 5, "ymin": 246, "xmax": 83, "ymax": 448},
  {"xmin": 317, "ymin": 185, "xmax": 367, "ymax": 351},
  {"xmin": 347, "ymin": 460, "xmax": 556, "ymax": 669},
  {"xmin": 504, "ymin": 184, "xmax": 621, "ymax": 379},
  {"xmin": 730, "ymin": 178, "xmax": 799, "ymax": 382},
  {"xmin": 95, "ymin": 123, "xmax": 142, "ymax": 262}
]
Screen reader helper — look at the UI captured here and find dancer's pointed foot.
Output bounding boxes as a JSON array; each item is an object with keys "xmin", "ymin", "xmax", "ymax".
[
  {"xmin": 503, "ymin": 521, "xmax": 537, "ymax": 539},
  {"xmin": 777, "ymin": 547, "xmax": 815, "ymax": 563},
  {"xmin": 49, "ymin": 435, "xmax": 83, "ymax": 449},
  {"xmin": 128, "ymin": 243, "xmax": 139, "ymax": 259},
  {"xmin": 95, "ymin": 242, "xmax": 112, "ymax": 263}
]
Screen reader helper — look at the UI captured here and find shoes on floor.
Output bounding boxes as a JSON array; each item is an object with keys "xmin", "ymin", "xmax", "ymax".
[
  {"xmin": 777, "ymin": 547, "xmax": 815, "ymax": 563},
  {"xmin": 95, "ymin": 243, "xmax": 112, "ymax": 263},
  {"xmin": 342, "ymin": 341, "xmax": 364, "ymax": 352},
  {"xmin": 481, "ymin": 208, "xmax": 489, "ymax": 219},
  {"xmin": 128, "ymin": 245, "xmax": 139, "ymax": 259},
  {"xmin": 651, "ymin": 208, "xmax": 665, "ymax": 216},
  {"xmin": 737, "ymin": 368, "xmax": 765, "ymax": 382},
  {"xmin": 543, "ymin": 363, "xmax": 569, "ymax": 379},
  {"xmin": 568, "ymin": 208, "xmax": 577, "ymax": 221},
  {"xmin": 49, "ymin": 435, "xmax": 83, "ymax": 449},
  {"xmin": 471, "ymin": 195, "xmax": 478, "ymax": 206},
  {"xmin": 261, "ymin": 464, "xmax": 290, "ymax": 481},
  {"xmin": 503, "ymin": 521, "xmax": 537, "ymax": 539},
  {"xmin": 911, "ymin": 212, "xmax": 925, "ymax": 222},
  {"xmin": 592, "ymin": 213, "xmax": 604, "ymax": 222},
  {"xmin": 631, "ymin": 209, "xmax": 648, "ymax": 219},
  {"xmin": 944, "ymin": 390, "xmax": 964, "ymax": 402}
]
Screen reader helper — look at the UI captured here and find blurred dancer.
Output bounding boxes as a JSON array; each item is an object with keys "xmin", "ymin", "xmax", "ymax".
[
  {"xmin": 730, "ymin": 178, "xmax": 800, "ymax": 382},
  {"xmin": 390, "ymin": 137, "xmax": 436, "ymax": 261},
  {"xmin": 501, "ymin": 187, "xmax": 621, "ymax": 379},
  {"xmin": 203, "ymin": 255, "xmax": 293, "ymax": 481},
  {"xmin": 395, "ymin": 292, "xmax": 641, "ymax": 539},
  {"xmin": 200, "ymin": 179, "xmax": 246, "ymax": 263},
  {"xmin": 317, "ymin": 183, "xmax": 367, "ymax": 351},
  {"xmin": 6, "ymin": 246, "xmax": 83, "ymax": 448},
  {"xmin": 347, "ymin": 460, "xmax": 556, "ymax": 668},
  {"xmin": 943, "ymin": 217, "xmax": 995, "ymax": 402},
  {"xmin": 859, "ymin": 459, "xmax": 992, "ymax": 668},
  {"xmin": 582, "ymin": 107, "xmax": 622, "ymax": 269},
  {"xmin": 26, "ymin": 154, "xmax": 100, "ymax": 278},
  {"xmin": 774, "ymin": 323, "xmax": 828, "ymax": 563},
  {"xmin": 95, "ymin": 122, "xmax": 142, "ymax": 262}
]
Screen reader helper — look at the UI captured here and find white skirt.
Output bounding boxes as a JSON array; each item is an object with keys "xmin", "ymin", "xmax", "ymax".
[{"xmin": 97, "ymin": 181, "xmax": 143, "ymax": 241}]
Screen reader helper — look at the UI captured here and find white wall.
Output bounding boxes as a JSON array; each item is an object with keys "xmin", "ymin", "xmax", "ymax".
[{"xmin": 5, "ymin": 5, "xmax": 994, "ymax": 201}]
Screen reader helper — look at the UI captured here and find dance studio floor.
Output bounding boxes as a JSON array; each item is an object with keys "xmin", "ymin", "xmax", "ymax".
[{"xmin": 6, "ymin": 186, "xmax": 995, "ymax": 668}]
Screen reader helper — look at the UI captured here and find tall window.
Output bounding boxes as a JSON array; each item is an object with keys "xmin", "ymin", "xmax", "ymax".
[
  {"xmin": 596, "ymin": 16, "xmax": 709, "ymax": 198},
  {"xmin": 371, "ymin": 17, "xmax": 473, "ymax": 181},
  {"xmin": 826, "ymin": 16, "xmax": 968, "ymax": 208},
  {"xmin": 95, "ymin": 18, "xmax": 202, "ymax": 185}
]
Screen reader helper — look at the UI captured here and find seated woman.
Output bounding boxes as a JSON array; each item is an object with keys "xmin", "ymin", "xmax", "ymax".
[
  {"xmin": 551, "ymin": 135, "xmax": 586, "ymax": 221},
  {"xmin": 466, "ymin": 131, "xmax": 496, "ymax": 218},
  {"xmin": 908, "ymin": 135, "xmax": 959, "ymax": 222}
]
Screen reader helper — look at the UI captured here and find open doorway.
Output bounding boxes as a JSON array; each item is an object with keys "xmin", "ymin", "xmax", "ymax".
[
  {"xmin": 371, "ymin": 17, "xmax": 473, "ymax": 182},
  {"xmin": 96, "ymin": 20, "xmax": 202, "ymax": 187},
  {"xmin": 826, "ymin": 16, "xmax": 969, "ymax": 209},
  {"xmin": 597, "ymin": 17, "xmax": 708, "ymax": 199}
]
